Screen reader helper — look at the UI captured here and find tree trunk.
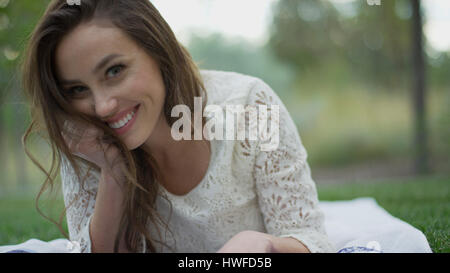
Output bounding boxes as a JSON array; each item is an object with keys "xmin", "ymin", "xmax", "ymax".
[
  {"xmin": 0, "ymin": 109, "xmax": 7, "ymax": 195},
  {"xmin": 411, "ymin": 0, "xmax": 429, "ymax": 174}
]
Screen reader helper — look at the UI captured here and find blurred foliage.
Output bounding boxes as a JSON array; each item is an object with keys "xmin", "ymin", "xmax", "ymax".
[
  {"xmin": 187, "ymin": 32, "xmax": 296, "ymax": 97},
  {"xmin": 0, "ymin": 0, "xmax": 50, "ymax": 103},
  {"xmin": 0, "ymin": 0, "xmax": 51, "ymax": 193},
  {"xmin": 269, "ymin": 0, "xmax": 450, "ymax": 90}
]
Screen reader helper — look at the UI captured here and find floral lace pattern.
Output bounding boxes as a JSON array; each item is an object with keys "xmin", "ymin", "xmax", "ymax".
[
  {"xmin": 60, "ymin": 70, "xmax": 335, "ymax": 253},
  {"xmin": 60, "ymin": 156, "xmax": 98, "ymax": 253}
]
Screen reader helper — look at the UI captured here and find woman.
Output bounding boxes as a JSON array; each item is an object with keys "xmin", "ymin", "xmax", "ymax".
[{"xmin": 21, "ymin": 0, "xmax": 335, "ymax": 253}]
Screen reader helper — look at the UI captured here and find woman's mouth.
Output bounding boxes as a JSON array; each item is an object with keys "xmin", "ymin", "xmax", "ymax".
[{"xmin": 107, "ymin": 104, "xmax": 140, "ymax": 135}]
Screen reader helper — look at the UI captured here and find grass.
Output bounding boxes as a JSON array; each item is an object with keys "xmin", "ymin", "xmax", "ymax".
[
  {"xmin": 0, "ymin": 194, "xmax": 68, "ymax": 246},
  {"xmin": 0, "ymin": 176, "xmax": 448, "ymax": 253}
]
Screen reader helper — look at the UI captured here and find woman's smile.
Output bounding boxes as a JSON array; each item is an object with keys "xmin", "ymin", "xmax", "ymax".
[{"xmin": 106, "ymin": 104, "xmax": 140, "ymax": 135}]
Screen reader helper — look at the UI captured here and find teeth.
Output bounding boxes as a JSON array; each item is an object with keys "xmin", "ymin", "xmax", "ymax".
[{"xmin": 108, "ymin": 110, "xmax": 135, "ymax": 129}]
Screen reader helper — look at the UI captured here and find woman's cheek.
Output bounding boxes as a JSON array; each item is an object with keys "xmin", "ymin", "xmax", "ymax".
[{"xmin": 73, "ymin": 99, "xmax": 92, "ymax": 115}]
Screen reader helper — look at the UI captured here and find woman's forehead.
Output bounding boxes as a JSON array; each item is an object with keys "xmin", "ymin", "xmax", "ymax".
[{"xmin": 55, "ymin": 22, "xmax": 135, "ymax": 79}]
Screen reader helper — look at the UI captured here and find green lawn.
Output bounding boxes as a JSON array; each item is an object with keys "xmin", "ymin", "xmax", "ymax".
[
  {"xmin": 0, "ymin": 196, "xmax": 68, "ymax": 245},
  {"xmin": 0, "ymin": 175, "xmax": 448, "ymax": 252}
]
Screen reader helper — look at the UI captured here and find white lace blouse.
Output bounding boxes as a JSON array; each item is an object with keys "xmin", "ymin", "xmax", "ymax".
[{"xmin": 60, "ymin": 69, "xmax": 336, "ymax": 253}]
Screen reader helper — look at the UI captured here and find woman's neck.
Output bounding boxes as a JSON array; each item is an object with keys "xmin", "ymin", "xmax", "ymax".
[
  {"xmin": 142, "ymin": 113, "xmax": 208, "ymax": 172},
  {"xmin": 141, "ymin": 114, "xmax": 211, "ymax": 195}
]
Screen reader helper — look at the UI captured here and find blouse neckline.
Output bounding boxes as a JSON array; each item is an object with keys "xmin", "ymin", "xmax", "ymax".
[{"xmin": 158, "ymin": 137, "xmax": 217, "ymax": 199}]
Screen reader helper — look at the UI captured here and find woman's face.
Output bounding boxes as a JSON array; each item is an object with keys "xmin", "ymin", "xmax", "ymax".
[{"xmin": 55, "ymin": 20, "xmax": 166, "ymax": 150}]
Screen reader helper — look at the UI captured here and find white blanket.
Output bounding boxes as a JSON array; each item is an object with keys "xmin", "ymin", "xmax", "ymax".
[
  {"xmin": 0, "ymin": 197, "xmax": 432, "ymax": 253},
  {"xmin": 319, "ymin": 197, "xmax": 432, "ymax": 253}
]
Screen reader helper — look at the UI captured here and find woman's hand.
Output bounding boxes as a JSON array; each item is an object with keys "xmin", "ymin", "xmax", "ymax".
[
  {"xmin": 61, "ymin": 118, "xmax": 124, "ymax": 174},
  {"xmin": 216, "ymin": 231, "xmax": 278, "ymax": 253}
]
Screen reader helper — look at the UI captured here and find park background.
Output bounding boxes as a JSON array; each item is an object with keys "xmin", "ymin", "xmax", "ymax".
[{"xmin": 0, "ymin": 0, "xmax": 448, "ymax": 252}]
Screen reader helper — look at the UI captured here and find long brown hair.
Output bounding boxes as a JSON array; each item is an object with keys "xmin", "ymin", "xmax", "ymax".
[{"xmin": 21, "ymin": 0, "xmax": 207, "ymax": 252}]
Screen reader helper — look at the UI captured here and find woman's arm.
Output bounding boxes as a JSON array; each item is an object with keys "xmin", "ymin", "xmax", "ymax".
[
  {"xmin": 217, "ymin": 230, "xmax": 310, "ymax": 253},
  {"xmin": 61, "ymin": 156, "xmax": 131, "ymax": 253},
  {"xmin": 248, "ymin": 79, "xmax": 335, "ymax": 253},
  {"xmin": 271, "ymin": 236, "xmax": 310, "ymax": 253},
  {"xmin": 89, "ymin": 167, "xmax": 129, "ymax": 253},
  {"xmin": 61, "ymin": 121, "xmax": 133, "ymax": 252}
]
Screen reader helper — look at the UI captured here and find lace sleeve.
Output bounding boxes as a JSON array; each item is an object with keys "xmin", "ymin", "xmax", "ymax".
[
  {"xmin": 60, "ymin": 155, "xmax": 99, "ymax": 253},
  {"xmin": 249, "ymin": 79, "xmax": 335, "ymax": 253}
]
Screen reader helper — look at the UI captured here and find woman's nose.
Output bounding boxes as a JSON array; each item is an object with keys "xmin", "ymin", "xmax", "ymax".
[{"xmin": 93, "ymin": 93, "xmax": 118, "ymax": 120}]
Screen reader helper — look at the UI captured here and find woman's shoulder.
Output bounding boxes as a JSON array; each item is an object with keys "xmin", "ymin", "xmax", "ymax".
[
  {"xmin": 200, "ymin": 69, "xmax": 260, "ymax": 83},
  {"xmin": 199, "ymin": 69, "xmax": 264, "ymax": 106}
]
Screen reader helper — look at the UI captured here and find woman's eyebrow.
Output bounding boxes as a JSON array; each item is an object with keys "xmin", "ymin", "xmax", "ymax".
[
  {"xmin": 59, "ymin": 78, "xmax": 80, "ymax": 85},
  {"xmin": 92, "ymin": 53, "xmax": 123, "ymax": 74},
  {"xmin": 59, "ymin": 53, "xmax": 123, "ymax": 85}
]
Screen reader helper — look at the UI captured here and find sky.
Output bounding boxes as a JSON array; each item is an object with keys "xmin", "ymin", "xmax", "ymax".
[
  {"xmin": 422, "ymin": 0, "xmax": 450, "ymax": 52},
  {"xmin": 151, "ymin": 0, "xmax": 450, "ymax": 52},
  {"xmin": 151, "ymin": 0, "xmax": 276, "ymax": 45}
]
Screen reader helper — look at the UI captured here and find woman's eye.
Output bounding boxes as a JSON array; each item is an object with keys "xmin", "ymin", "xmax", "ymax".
[
  {"xmin": 66, "ymin": 86, "xmax": 87, "ymax": 97},
  {"xmin": 106, "ymin": 64, "xmax": 125, "ymax": 78}
]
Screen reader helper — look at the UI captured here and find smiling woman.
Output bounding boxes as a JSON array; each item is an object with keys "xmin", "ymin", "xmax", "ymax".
[
  {"xmin": 21, "ymin": 0, "xmax": 208, "ymax": 252},
  {"xmin": 54, "ymin": 21, "xmax": 168, "ymax": 150},
  {"xmin": 20, "ymin": 0, "xmax": 334, "ymax": 253}
]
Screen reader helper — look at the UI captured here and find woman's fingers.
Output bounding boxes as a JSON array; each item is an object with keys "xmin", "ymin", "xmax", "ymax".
[
  {"xmin": 60, "ymin": 118, "xmax": 121, "ymax": 170},
  {"xmin": 62, "ymin": 119, "xmax": 84, "ymax": 143},
  {"xmin": 62, "ymin": 119, "xmax": 100, "ymax": 153}
]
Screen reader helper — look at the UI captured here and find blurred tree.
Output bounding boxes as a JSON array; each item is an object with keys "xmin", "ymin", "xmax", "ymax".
[
  {"xmin": 187, "ymin": 32, "xmax": 296, "ymax": 97},
  {"xmin": 269, "ymin": 0, "xmax": 434, "ymax": 173},
  {"xmin": 411, "ymin": 0, "xmax": 429, "ymax": 174},
  {"xmin": 0, "ymin": 0, "xmax": 51, "ymax": 191},
  {"xmin": 269, "ymin": 0, "xmax": 412, "ymax": 89},
  {"xmin": 269, "ymin": 0, "xmax": 341, "ymax": 70}
]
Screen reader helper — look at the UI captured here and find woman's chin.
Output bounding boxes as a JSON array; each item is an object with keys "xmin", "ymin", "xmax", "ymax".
[
  {"xmin": 125, "ymin": 139, "xmax": 142, "ymax": 151},
  {"xmin": 124, "ymin": 135, "xmax": 147, "ymax": 151}
]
